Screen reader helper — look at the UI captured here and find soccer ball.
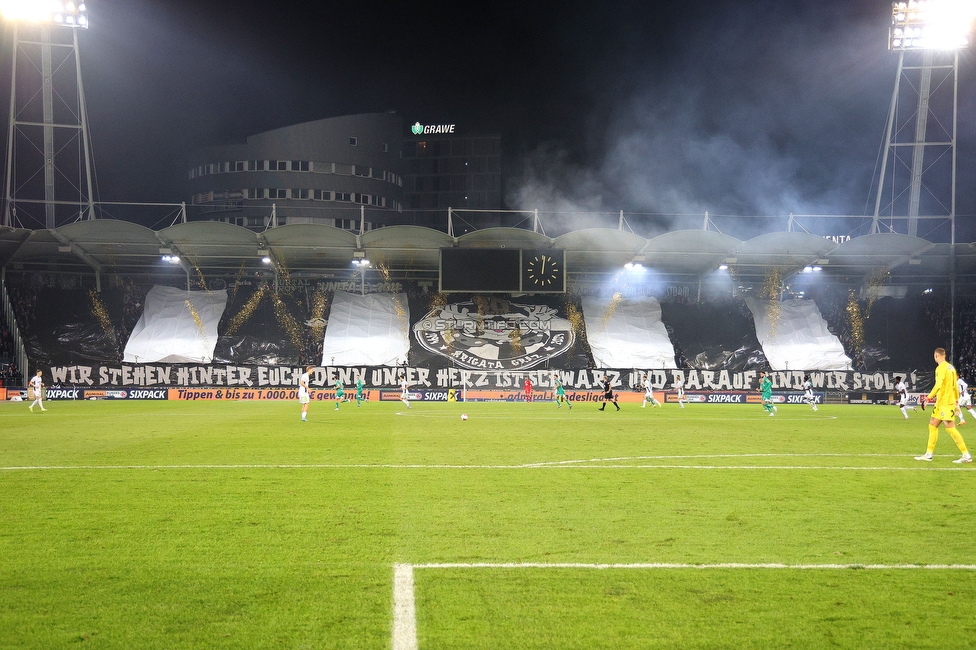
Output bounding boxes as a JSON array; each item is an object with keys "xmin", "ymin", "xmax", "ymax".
[{"xmin": 461, "ymin": 414, "xmax": 468, "ymax": 421}]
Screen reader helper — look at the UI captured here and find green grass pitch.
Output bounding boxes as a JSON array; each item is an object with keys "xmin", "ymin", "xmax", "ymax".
[{"xmin": 1, "ymin": 398, "xmax": 975, "ymax": 648}]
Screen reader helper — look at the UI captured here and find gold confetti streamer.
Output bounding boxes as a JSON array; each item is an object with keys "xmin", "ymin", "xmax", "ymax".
[
  {"xmin": 509, "ymin": 326, "xmax": 524, "ymax": 355},
  {"xmin": 89, "ymin": 289, "xmax": 117, "ymax": 348},
  {"xmin": 760, "ymin": 268, "xmax": 784, "ymax": 337},
  {"xmin": 270, "ymin": 254, "xmax": 291, "ymax": 287},
  {"xmin": 393, "ymin": 294, "xmax": 408, "ymax": 331},
  {"xmin": 565, "ymin": 300, "xmax": 585, "ymax": 337},
  {"xmin": 230, "ymin": 260, "xmax": 247, "ymax": 301},
  {"xmin": 184, "ymin": 299, "xmax": 209, "ymax": 347},
  {"xmin": 226, "ymin": 283, "xmax": 267, "ymax": 335},
  {"xmin": 473, "ymin": 295, "xmax": 488, "ymax": 336},
  {"xmin": 309, "ymin": 289, "xmax": 329, "ymax": 340},
  {"xmin": 271, "ymin": 292, "xmax": 305, "ymax": 352},
  {"xmin": 429, "ymin": 292, "xmax": 448, "ymax": 312},
  {"xmin": 602, "ymin": 292, "xmax": 622, "ymax": 330},
  {"xmin": 846, "ymin": 290, "xmax": 865, "ymax": 358}
]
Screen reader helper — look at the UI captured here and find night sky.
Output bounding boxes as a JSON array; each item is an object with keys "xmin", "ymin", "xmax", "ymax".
[{"xmin": 2, "ymin": 0, "xmax": 974, "ymax": 237}]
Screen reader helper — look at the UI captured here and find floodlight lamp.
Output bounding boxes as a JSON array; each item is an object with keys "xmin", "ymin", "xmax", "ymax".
[
  {"xmin": 803, "ymin": 266, "xmax": 813, "ymax": 273},
  {"xmin": 0, "ymin": 0, "xmax": 89, "ymax": 27},
  {"xmin": 261, "ymin": 257, "xmax": 272, "ymax": 264},
  {"xmin": 719, "ymin": 264, "xmax": 729, "ymax": 270},
  {"xmin": 890, "ymin": 0, "xmax": 976, "ymax": 51}
]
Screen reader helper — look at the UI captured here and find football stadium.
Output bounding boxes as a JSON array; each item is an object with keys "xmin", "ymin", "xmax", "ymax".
[{"xmin": 3, "ymin": 2, "xmax": 976, "ymax": 649}]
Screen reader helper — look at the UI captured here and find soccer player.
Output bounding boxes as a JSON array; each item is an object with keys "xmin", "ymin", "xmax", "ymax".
[
  {"xmin": 298, "ymin": 366, "xmax": 312, "ymax": 421},
  {"xmin": 523, "ymin": 377, "xmax": 533, "ymax": 402},
  {"xmin": 915, "ymin": 348, "xmax": 971, "ymax": 463},
  {"xmin": 355, "ymin": 376, "xmax": 366, "ymax": 406},
  {"xmin": 674, "ymin": 376, "xmax": 687, "ymax": 409},
  {"xmin": 553, "ymin": 373, "xmax": 572, "ymax": 409},
  {"xmin": 598, "ymin": 375, "xmax": 619, "ymax": 411},
  {"xmin": 759, "ymin": 372, "xmax": 776, "ymax": 416},
  {"xmin": 334, "ymin": 379, "xmax": 345, "ymax": 410},
  {"xmin": 28, "ymin": 370, "xmax": 46, "ymax": 412},
  {"xmin": 893, "ymin": 375, "xmax": 913, "ymax": 419},
  {"xmin": 641, "ymin": 373, "xmax": 661, "ymax": 408},
  {"xmin": 801, "ymin": 375, "xmax": 818, "ymax": 412},
  {"xmin": 957, "ymin": 375, "xmax": 976, "ymax": 425},
  {"xmin": 399, "ymin": 374, "xmax": 412, "ymax": 409}
]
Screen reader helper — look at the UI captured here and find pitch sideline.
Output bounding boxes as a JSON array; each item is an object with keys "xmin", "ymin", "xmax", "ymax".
[{"xmin": 392, "ymin": 561, "xmax": 976, "ymax": 650}]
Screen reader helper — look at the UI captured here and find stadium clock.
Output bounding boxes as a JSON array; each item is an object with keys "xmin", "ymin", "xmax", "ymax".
[{"xmin": 522, "ymin": 250, "xmax": 565, "ymax": 292}]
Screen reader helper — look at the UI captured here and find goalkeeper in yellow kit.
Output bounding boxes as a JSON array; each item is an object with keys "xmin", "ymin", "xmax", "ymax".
[{"xmin": 915, "ymin": 348, "xmax": 972, "ymax": 463}]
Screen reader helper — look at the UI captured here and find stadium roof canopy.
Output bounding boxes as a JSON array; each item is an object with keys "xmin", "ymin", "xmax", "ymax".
[{"xmin": 0, "ymin": 221, "xmax": 973, "ymax": 287}]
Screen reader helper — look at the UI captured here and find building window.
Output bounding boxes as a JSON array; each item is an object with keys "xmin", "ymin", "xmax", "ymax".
[
  {"xmin": 248, "ymin": 160, "xmax": 264, "ymax": 171},
  {"xmin": 349, "ymin": 137, "xmax": 358, "ymax": 146},
  {"xmin": 354, "ymin": 165, "xmax": 370, "ymax": 177},
  {"xmin": 292, "ymin": 189, "xmax": 309, "ymax": 199},
  {"xmin": 314, "ymin": 190, "xmax": 331, "ymax": 201},
  {"xmin": 292, "ymin": 160, "xmax": 309, "ymax": 171},
  {"xmin": 336, "ymin": 192, "xmax": 351, "ymax": 202},
  {"xmin": 248, "ymin": 188, "xmax": 265, "ymax": 199},
  {"xmin": 382, "ymin": 143, "xmax": 388, "ymax": 153},
  {"xmin": 235, "ymin": 161, "xmax": 246, "ymax": 172},
  {"xmin": 416, "ymin": 141, "xmax": 427, "ymax": 156}
]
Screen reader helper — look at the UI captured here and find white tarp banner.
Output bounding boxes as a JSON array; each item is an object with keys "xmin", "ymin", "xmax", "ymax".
[
  {"xmin": 321, "ymin": 292, "xmax": 410, "ymax": 366},
  {"xmin": 581, "ymin": 295, "xmax": 677, "ymax": 369},
  {"xmin": 745, "ymin": 298, "xmax": 852, "ymax": 371},
  {"xmin": 123, "ymin": 285, "xmax": 227, "ymax": 363}
]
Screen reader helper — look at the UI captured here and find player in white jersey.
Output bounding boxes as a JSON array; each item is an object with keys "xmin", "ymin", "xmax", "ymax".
[
  {"xmin": 298, "ymin": 366, "xmax": 312, "ymax": 421},
  {"xmin": 28, "ymin": 370, "xmax": 46, "ymax": 412},
  {"xmin": 641, "ymin": 373, "xmax": 661, "ymax": 408},
  {"xmin": 894, "ymin": 376, "xmax": 912, "ymax": 419},
  {"xmin": 801, "ymin": 375, "xmax": 818, "ymax": 411},
  {"xmin": 957, "ymin": 376, "xmax": 976, "ymax": 424},
  {"xmin": 674, "ymin": 377, "xmax": 686, "ymax": 408},
  {"xmin": 399, "ymin": 375, "xmax": 412, "ymax": 409}
]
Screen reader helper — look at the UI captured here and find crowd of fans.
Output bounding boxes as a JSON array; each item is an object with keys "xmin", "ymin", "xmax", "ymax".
[
  {"xmin": 0, "ymin": 326, "xmax": 20, "ymax": 385},
  {"xmin": 2, "ymin": 269, "xmax": 976, "ymax": 379}
]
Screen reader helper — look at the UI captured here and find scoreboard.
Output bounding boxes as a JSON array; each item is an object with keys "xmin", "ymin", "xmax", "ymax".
[{"xmin": 439, "ymin": 249, "xmax": 565, "ymax": 293}]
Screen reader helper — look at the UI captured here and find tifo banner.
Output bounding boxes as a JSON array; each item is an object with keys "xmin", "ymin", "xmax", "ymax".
[
  {"xmin": 43, "ymin": 364, "xmax": 927, "ymax": 392},
  {"xmin": 412, "ymin": 295, "xmax": 576, "ymax": 370}
]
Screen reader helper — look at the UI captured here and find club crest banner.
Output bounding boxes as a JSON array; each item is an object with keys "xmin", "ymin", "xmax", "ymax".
[{"xmin": 412, "ymin": 296, "xmax": 576, "ymax": 370}]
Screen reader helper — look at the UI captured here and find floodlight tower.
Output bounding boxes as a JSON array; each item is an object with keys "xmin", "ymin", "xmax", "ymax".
[
  {"xmin": 1, "ymin": 1, "xmax": 94, "ymax": 229},
  {"xmin": 872, "ymin": 0, "xmax": 976, "ymax": 239}
]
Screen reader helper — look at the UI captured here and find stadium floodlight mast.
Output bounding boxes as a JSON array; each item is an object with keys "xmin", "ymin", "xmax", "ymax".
[
  {"xmin": 873, "ymin": 1, "xmax": 976, "ymax": 239},
  {"xmin": 1, "ymin": 0, "xmax": 94, "ymax": 229},
  {"xmin": 873, "ymin": 1, "xmax": 975, "ymax": 364}
]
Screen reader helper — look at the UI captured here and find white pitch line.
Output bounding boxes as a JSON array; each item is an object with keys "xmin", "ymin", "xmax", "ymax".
[
  {"xmin": 1, "ymin": 461, "xmax": 973, "ymax": 472},
  {"xmin": 411, "ymin": 562, "xmax": 976, "ymax": 570},
  {"xmin": 414, "ymin": 562, "xmax": 976, "ymax": 568},
  {"xmin": 392, "ymin": 564, "xmax": 418, "ymax": 650},
  {"xmin": 391, "ymin": 561, "xmax": 976, "ymax": 649}
]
